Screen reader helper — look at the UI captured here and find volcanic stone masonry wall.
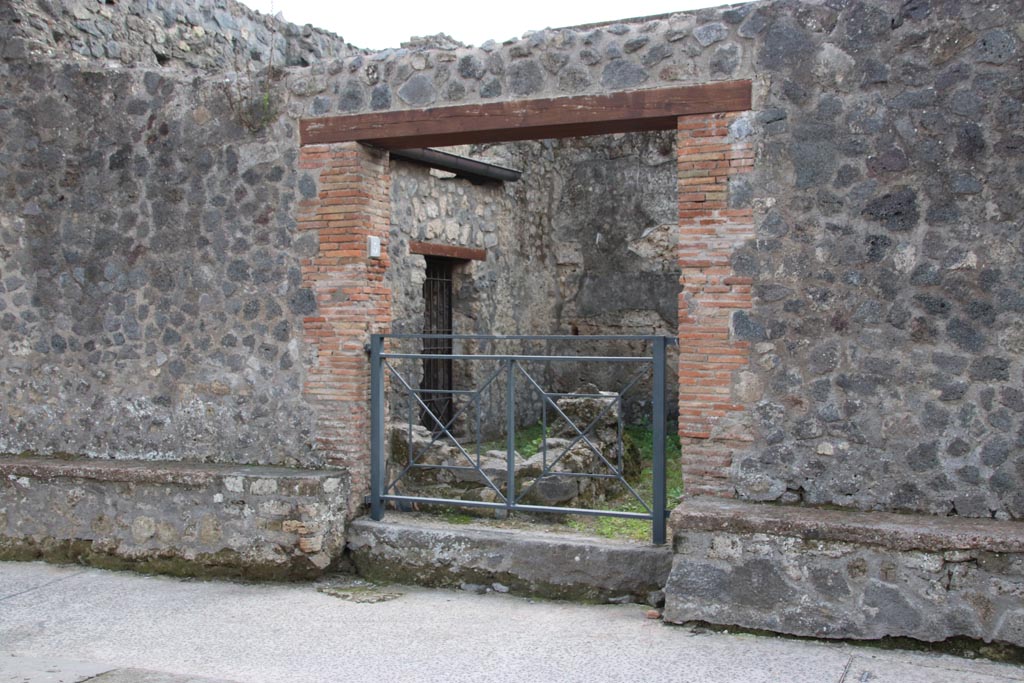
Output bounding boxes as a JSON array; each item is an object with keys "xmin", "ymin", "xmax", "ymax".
[
  {"xmin": 2, "ymin": 0, "xmax": 359, "ymax": 69},
  {"xmin": 1, "ymin": 0, "xmax": 1023, "ymax": 522},
  {"xmin": 0, "ymin": 61, "xmax": 325, "ymax": 467},
  {"xmin": 0, "ymin": 456, "xmax": 349, "ymax": 578},
  {"xmin": 726, "ymin": 1, "xmax": 1024, "ymax": 519}
]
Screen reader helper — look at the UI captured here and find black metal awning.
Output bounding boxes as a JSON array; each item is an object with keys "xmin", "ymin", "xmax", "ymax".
[{"xmin": 389, "ymin": 147, "xmax": 522, "ymax": 184}]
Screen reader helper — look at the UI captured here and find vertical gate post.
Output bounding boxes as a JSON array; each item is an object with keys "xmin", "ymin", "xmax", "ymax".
[
  {"xmin": 370, "ymin": 333, "xmax": 385, "ymax": 521},
  {"xmin": 652, "ymin": 336, "xmax": 668, "ymax": 545},
  {"xmin": 505, "ymin": 358, "xmax": 516, "ymax": 511}
]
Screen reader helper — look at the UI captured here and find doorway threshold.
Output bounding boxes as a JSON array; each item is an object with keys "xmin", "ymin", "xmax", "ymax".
[{"xmin": 346, "ymin": 512, "xmax": 671, "ymax": 605}]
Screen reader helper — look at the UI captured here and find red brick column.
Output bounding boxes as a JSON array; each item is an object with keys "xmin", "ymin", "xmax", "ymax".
[
  {"xmin": 296, "ymin": 142, "xmax": 391, "ymax": 504},
  {"xmin": 676, "ymin": 112, "xmax": 755, "ymax": 497}
]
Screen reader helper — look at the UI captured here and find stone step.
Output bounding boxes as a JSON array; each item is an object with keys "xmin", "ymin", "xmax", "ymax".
[{"xmin": 346, "ymin": 514, "xmax": 672, "ymax": 604}]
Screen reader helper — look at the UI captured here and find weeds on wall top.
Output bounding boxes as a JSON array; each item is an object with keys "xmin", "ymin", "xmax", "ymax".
[
  {"xmin": 223, "ymin": 61, "xmax": 284, "ymax": 134},
  {"xmin": 222, "ymin": 24, "xmax": 285, "ymax": 135}
]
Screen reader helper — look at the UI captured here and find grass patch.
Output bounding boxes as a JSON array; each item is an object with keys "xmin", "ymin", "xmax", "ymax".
[
  {"xmin": 474, "ymin": 423, "xmax": 682, "ymax": 542},
  {"xmin": 625, "ymin": 424, "xmax": 684, "ymax": 502},
  {"xmin": 477, "ymin": 422, "xmax": 548, "ymax": 457},
  {"xmin": 438, "ymin": 510, "xmax": 477, "ymax": 525},
  {"xmin": 455, "ymin": 422, "xmax": 682, "ymax": 541},
  {"xmin": 568, "ymin": 514, "xmax": 650, "ymax": 541},
  {"xmin": 564, "ymin": 425, "xmax": 683, "ymax": 541}
]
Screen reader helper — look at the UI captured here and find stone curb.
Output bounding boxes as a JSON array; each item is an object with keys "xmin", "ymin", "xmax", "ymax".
[{"xmin": 0, "ymin": 456, "xmax": 347, "ymax": 489}]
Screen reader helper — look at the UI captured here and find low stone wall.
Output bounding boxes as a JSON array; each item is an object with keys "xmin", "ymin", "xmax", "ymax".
[
  {"xmin": 663, "ymin": 498, "xmax": 1024, "ymax": 646},
  {"xmin": 0, "ymin": 456, "xmax": 349, "ymax": 579}
]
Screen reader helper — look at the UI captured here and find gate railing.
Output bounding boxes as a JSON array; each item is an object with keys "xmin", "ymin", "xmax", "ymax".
[{"xmin": 369, "ymin": 334, "xmax": 675, "ymax": 544}]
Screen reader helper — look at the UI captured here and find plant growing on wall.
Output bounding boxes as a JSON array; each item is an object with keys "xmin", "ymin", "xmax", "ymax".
[
  {"xmin": 223, "ymin": 7, "xmax": 284, "ymax": 135},
  {"xmin": 223, "ymin": 61, "xmax": 284, "ymax": 134}
]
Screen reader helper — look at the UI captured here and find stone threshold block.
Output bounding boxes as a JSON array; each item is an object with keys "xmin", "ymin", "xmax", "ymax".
[
  {"xmin": 663, "ymin": 498, "xmax": 1024, "ymax": 647},
  {"xmin": 0, "ymin": 455, "xmax": 350, "ymax": 579},
  {"xmin": 347, "ymin": 514, "xmax": 672, "ymax": 603}
]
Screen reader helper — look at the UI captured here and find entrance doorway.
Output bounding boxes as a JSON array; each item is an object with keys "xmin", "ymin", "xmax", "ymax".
[{"xmin": 421, "ymin": 257, "xmax": 454, "ymax": 430}]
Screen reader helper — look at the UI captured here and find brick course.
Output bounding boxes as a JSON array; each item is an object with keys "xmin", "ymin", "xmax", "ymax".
[
  {"xmin": 297, "ymin": 143, "xmax": 392, "ymax": 505},
  {"xmin": 676, "ymin": 112, "xmax": 755, "ymax": 497}
]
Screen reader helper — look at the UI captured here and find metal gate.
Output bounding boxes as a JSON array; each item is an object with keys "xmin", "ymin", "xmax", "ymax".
[{"xmin": 369, "ymin": 334, "xmax": 674, "ymax": 544}]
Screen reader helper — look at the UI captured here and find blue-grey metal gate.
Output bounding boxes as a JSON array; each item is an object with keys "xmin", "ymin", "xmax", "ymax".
[{"xmin": 369, "ymin": 334, "xmax": 675, "ymax": 544}]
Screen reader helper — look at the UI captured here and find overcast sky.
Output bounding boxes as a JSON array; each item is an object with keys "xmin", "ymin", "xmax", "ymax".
[{"xmin": 237, "ymin": 1, "xmax": 728, "ymax": 51}]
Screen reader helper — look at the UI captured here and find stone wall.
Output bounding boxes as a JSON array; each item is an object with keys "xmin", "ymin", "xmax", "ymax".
[
  {"xmin": 277, "ymin": 0, "xmax": 1024, "ymax": 519},
  {"xmin": 0, "ymin": 61, "xmax": 322, "ymax": 467},
  {"xmin": 664, "ymin": 498, "xmax": 1024, "ymax": 646},
  {"xmin": 548, "ymin": 133, "xmax": 679, "ymax": 338},
  {"xmin": 0, "ymin": 455, "xmax": 349, "ymax": 578},
  {"xmin": 545, "ymin": 133, "xmax": 681, "ymax": 423},
  {"xmin": 2, "ymin": 0, "xmax": 1022, "ymax": 523},
  {"xmin": 3, "ymin": 0, "xmax": 358, "ymax": 69},
  {"xmin": 726, "ymin": 1, "xmax": 1024, "ymax": 518},
  {"xmin": 0, "ymin": 0, "xmax": 367, "ymax": 574},
  {"xmin": 286, "ymin": 4, "xmax": 756, "ymax": 119},
  {"xmin": 387, "ymin": 145, "xmax": 555, "ymax": 342}
]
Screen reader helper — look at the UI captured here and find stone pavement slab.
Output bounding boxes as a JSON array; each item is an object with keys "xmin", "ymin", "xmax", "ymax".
[
  {"xmin": 0, "ymin": 567, "xmax": 85, "ymax": 603},
  {"xmin": 1, "ymin": 562, "xmax": 1021, "ymax": 683},
  {"xmin": 0, "ymin": 656, "xmax": 238, "ymax": 683},
  {"xmin": 86, "ymin": 669, "xmax": 238, "ymax": 683},
  {"xmin": 0, "ymin": 654, "xmax": 112, "ymax": 683},
  {"xmin": 843, "ymin": 655, "xmax": 1024, "ymax": 683},
  {"xmin": 0, "ymin": 659, "xmax": 235, "ymax": 683}
]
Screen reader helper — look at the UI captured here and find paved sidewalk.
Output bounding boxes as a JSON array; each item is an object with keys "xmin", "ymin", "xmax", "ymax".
[{"xmin": 1, "ymin": 561, "xmax": 1021, "ymax": 683}]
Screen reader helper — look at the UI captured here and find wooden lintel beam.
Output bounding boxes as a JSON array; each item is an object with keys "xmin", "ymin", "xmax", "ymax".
[
  {"xmin": 300, "ymin": 80, "xmax": 751, "ymax": 148},
  {"xmin": 409, "ymin": 241, "xmax": 487, "ymax": 261}
]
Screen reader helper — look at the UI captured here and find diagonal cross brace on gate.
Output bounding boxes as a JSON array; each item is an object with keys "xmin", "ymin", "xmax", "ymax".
[{"xmin": 368, "ymin": 334, "xmax": 675, "ymax": 544}]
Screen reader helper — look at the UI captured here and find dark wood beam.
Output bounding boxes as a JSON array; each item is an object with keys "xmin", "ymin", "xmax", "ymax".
[
  {"xmin": 300, "ymin": 80, "xmax": 751, "ymax": 148},
  {"xmin": 409, "ymin": 241, "xmax": 487, "ymax": 262}
]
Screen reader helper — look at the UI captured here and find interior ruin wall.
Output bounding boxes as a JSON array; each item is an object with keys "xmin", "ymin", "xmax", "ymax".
[
  {"xmin": 2, "ymin": 0, "xmax": 1022, "ymax": 519},
  {"xmin": 387, "ymin": 133, "xmax": 680, "ymax": 435}
]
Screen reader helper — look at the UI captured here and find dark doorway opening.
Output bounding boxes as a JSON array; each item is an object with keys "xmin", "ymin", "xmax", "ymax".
[{"xmin": 421, "ymin": 257, "xmax": 454, "ymax": 430}]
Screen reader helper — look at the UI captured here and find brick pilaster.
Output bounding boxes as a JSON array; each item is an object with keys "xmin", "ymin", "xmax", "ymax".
[
  {"xmin": 296, "ymin": 142, "xmax": 391, "ymax": 505},
  {"xmin": 676, "ymin": 112, "xmax": 755, "ymax": 497}
]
